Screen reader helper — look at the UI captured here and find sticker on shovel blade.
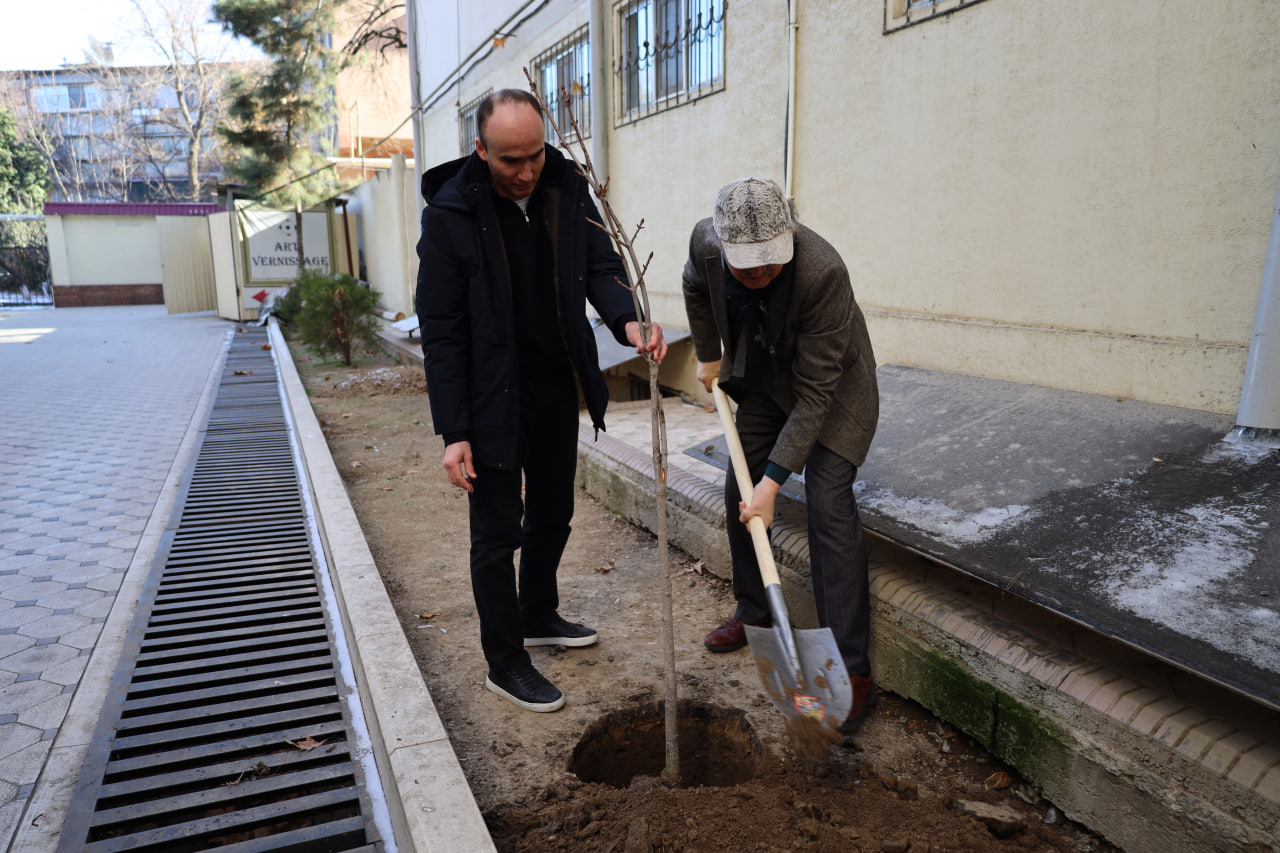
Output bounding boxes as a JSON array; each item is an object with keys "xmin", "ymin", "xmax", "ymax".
[{"xmin": 793, "ymin": 694, "xmax": 827, "ymax": 720}]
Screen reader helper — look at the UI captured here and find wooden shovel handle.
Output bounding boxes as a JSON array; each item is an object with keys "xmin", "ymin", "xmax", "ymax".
[{"xmin": 712, "ymin": 383, "xmax": 783, "ymax": 588}]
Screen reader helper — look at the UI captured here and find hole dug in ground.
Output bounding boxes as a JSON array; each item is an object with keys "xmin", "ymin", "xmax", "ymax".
[{"xmin": 569, "ymin": 700, "xmax": 762, "ymax": 788}]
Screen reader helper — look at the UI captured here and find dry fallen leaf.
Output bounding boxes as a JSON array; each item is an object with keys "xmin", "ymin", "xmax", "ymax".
[
  {"xmin": 984, "ymin": 771, "xmax": 1013, "ymax": 790},
  {"xmin": 287, "ymin": 735, "xmax": 327, "ymax": 752},
  {"xmin": 380, "ymin": 486, "xmax": 394, "ymax": 491},
  {"xmin": 679, "ymin": 560, "xmax": 705, "ymax": 575},
  {"xmin": 233, "ymin": 369, "xmax": 252, "ymax": 375},
  {"xmin": 492, "ymin": 34, "xmax": 508, "ymax": 48},
  {"xmin": 1152, "ymin": 457, "xmax": 1163, "ymax": 462},
  {"xmin": 595, "ymin": 560, "xmax": 616, "ymax": 574},
  {"xmin": 351, "ymin": 461, "xmax": 362, "ymax": 468},
  {"xmin": 260, "ymin": 343, "xmax": 272, "ymax": 350}
]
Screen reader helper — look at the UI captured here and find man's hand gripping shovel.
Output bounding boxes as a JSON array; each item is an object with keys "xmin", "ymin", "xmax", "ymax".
[{"xmin": 711, "ymin": 383, "xmax": 853, "ymax": 744}]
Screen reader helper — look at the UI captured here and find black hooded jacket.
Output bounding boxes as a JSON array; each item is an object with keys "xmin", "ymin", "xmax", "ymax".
[{"xmin": 415, "ymin": 144, "xmax": 636, "ymax": 471}]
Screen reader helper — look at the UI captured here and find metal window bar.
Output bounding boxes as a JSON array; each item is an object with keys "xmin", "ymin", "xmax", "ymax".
[
  {"xmin": 884, "ymin": 0, "xmax": 992, "ymax": 34},
  {"xmin": 533, "ymin": 25, "xmax": 592, "ymax": 145},
  {"xmin": 614, "ymin": 0, "xmax": 725, "ymax": 126},
  {"xmin": 458, "ymin": 88, "xmax": 491, "ymax": 156}
]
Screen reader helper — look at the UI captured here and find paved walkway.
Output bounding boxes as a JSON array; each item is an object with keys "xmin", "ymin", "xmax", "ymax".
[{"xmin": 0, "ymin": 306, "xmax": 230, "ymax": 849}]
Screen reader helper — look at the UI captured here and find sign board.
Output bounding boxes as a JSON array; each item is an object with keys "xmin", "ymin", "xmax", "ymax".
[{"xmin": 235, "ymin": 207, "xmax": 332, "ymax": 310}]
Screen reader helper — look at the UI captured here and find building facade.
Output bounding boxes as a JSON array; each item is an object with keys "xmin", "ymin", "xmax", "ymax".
[
  {"xmin": 403, "ymin": 0, "xmax": 1280, "ymax": 417},
  {"xmin": 3, "ymin": 61, "xmax": 229, "ymax": 203}
]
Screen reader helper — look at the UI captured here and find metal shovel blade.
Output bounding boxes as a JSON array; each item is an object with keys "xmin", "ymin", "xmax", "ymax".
[{"xmin": 744, "ymin": 623, "xmax": 853, "ymax": 725}]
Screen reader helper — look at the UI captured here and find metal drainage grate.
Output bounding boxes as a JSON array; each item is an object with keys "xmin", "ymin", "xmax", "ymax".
[{"xmin": 59, "ymin": 328, "xmax": 381, "ymax": 852}]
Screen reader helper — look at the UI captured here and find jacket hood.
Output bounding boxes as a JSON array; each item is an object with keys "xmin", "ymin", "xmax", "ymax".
[{"xmin": 420, "ymin": 144, "xmax": 573, "ymax": 213}]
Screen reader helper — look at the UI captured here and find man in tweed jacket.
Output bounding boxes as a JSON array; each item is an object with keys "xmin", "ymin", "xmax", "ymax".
[{"xmin": 682, "ymin": 177, "xmax": 880, "ymax": 731}]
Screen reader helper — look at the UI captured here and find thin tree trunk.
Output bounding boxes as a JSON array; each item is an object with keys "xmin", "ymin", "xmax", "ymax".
[{"xmin": 525, "ymin": 70, "xmax": 680, "ymax": 783}]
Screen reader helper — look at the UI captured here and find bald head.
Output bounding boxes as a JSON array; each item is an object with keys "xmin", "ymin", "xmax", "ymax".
[{"xmin": 476, "ymin": 93, "xmax": 546, "ymax": 201}]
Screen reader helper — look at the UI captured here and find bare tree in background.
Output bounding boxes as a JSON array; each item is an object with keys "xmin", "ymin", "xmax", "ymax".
[
  {"xmin": 338, "ymin": 0, "xmax": 407, "ymax": 64},
  {"xmin": 0, "ymin": 0, "xmax": 233, "ymax": 202},
  {"xmin": 2, "ymin": 64, "xmax": 133, "ymax": 201},
  {"xmin": 121, "ymin": 0, "xmax": 234, "ymax": 200}
]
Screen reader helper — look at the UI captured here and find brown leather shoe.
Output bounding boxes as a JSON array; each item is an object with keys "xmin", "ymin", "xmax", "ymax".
[{"xmin": 704, "ymin": 617, "xmax": 750, "ymax": 652}]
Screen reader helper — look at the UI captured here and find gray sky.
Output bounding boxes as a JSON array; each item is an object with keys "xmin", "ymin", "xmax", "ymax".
[{"xmin": 0, "ymin": 0, "xmax": 259, "ymax": 71}]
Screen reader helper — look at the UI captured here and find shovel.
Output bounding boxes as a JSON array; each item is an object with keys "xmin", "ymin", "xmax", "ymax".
[{"xmin": 712, "ymin": 383, "xmax": 853, "ymax": 730}]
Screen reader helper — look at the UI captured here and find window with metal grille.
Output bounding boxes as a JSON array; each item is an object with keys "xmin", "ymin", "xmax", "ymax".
[
  {"xmin": 884, "ymin": 0, "xmax": 990, "ymax": 33},
  {"xmin": 615, "ymin": 0, "xmax": 724, "ymax": 125},
  {"xmin": 533, "ymin": 26, "xmax": 591, "ymax": 144},
  {"xmin": 458, "ymin": 89, "xmax": 491, "ymax": 156}
]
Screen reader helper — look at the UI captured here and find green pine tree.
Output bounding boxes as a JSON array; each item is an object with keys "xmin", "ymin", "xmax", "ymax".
[
  {"xmin": 213, "ymin": 0, "xmax": 340, "ymax": 207},
  {"xmin": 0, "ymin": 107, "xmax": 50, "ymax": 214}
]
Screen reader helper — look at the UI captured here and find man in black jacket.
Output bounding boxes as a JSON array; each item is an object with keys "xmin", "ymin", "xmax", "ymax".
[{"xmin": 416, "ymin": 89, "xmax": 667, "ymax": 712}]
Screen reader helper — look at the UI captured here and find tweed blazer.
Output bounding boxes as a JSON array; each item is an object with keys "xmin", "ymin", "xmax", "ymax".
[{"xmin": 682, "ymin": 218, "xmax": 879, "ymax": 470}]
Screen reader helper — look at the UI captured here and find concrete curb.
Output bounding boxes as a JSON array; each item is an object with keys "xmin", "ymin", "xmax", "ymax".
[
  {"xmin": 272, "ymin": 321, "xmax": 496, "ymax": 853},
  {"xmin": 575, "ymin": 423, "xmax": 1280, "ymax": 853}
]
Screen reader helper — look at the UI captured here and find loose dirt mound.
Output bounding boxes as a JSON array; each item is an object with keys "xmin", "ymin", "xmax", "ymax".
[{"xmin": 290, "ymin": 344, "xmax": 1119, "ymax": 853}]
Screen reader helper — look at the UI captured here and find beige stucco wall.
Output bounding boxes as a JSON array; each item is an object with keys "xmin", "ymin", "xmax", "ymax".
[
  {"xmin": 350, "ymin": 156, "xmax": 420, "ymax": 317},
  {"xmin": 795, "ymin": 0, "xmax": 1280, "ymax": 414},
  {"xmin": 48, "ymin": 215, "xmax": 164, "ymax": 286},
  {"xmin": 408, "ymin": 0, "xmax": 1279, "ymax": 414}
]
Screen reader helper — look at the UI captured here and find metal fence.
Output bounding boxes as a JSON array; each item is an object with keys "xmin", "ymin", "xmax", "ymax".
[
  {"xmin": 0, "ymin": 215, "xmax": 53, "ymax": 308},
  {"xmin": 614, "ymin": 0, "xmax": 725, "ymax": 126}
]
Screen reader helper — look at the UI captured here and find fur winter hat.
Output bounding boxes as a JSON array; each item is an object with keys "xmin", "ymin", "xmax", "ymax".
[{"xmin": 712, "ymin": 177, "xmax": 795, "ymax": 268}]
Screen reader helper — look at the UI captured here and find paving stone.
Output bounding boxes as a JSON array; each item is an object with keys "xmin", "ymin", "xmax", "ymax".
[
  {"xmin": 0, "ymin": 643, "xmax": 79, "ymax": 675},
  {"xmin": 2, "ymin": 581, "xmax": 67, "ymax": 601},
  {"xmin": 56, "ymin": 624, "xmax": 103, "ymax": 653},
  {"xmin": 0, "ymin": 635, "xmax": 37, "ymax": 660},
  {"xmin": 75, "ymin": 596, "xmax": 115, "ymax": 620},
  {"xmin": 20, "ymin": 558, "xmax": 81, "ymax": 578},
  {"xmin": 69, "ymin": 529, "xmax": 115, "ymax": 546},
  {"xmin": 0, "ymin": 798, "xmax": 26, "ymax": 853},
  {"xmin": 107, "ymin": 534, "xmax": 144, "ymax": 552},
  {"xmin": 34, "ymin": 542, "xmax": 117, "ymax": 563},
  {"xmin": 16, "ymin": 694, "xmax": 70, "ymax": 731},
  {"xmin": 85, "ymin": 574, "xmax": 123, "ymax": 594},
  {"xmin": 0, "ymin": 608, "xmax": 50, "ymax": 632},
  {"xmin": 15, "ymin": 614, "xmax": 90, "ymax": 641},
  {"xmin": 0, "ymin": 555, "xmax": 45, "ymax": 575},
  {"xmin": 11, "ymin": 521, "xmax": 68, "ymax": 537},
  {"xmin": 98, "ymin": 552, "xmax": 136, "ymax": 571},
  {"xmin": 33, "ymin": 589, "xmax": 105, "ymax": 612},
  {"xmin": 0, "ymin": 574, "xmax": 35, "ymax": 594},
  {"xmin": 43, "ymin": 565, "xmax": 113, "ymax": 586},
  {"xmin": 0, "ymin": 724, "xmax": 41, "ymax": 761},
  {"xmin": 37, "ymin": 657, "xmax": 88, "ymax": 688},
  {"xmin": 0, "ymin": 740, "xmax": 52, "ymax": 787}
]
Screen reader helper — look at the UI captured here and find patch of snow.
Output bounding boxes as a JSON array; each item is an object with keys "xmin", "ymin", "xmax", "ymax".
[
  {"xmin": 856, "ymin": 486, "xmax": 1035, "ymax": 547},
  {"xmin": 1102, "ymin": 496, "xmax": 1278, "ymax": 673},
  {"xmin": 1203, "ymin": 439, "xmax": 1278, "ymax": 465}
]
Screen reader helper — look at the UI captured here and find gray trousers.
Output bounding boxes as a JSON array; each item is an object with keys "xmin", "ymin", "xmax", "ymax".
[{"xmin": 725, "ymin": 393, "xmax": 872, "ymax": 678}]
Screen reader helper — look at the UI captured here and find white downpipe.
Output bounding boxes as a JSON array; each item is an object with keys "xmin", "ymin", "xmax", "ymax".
[
  {"xmin": 405, "ymin": 0, "xmax": 424, "ymax": 178},
  {"xmin": 784, "ymin": 0, "xmax": 799, "ymax": 199},
  {"xmin": 589, "ymin": 0, "xmax": 609, "ymax": 182},
  {"xmin": 1231, "ymin": 177, "xmax": 1280, "ymax": 440}
]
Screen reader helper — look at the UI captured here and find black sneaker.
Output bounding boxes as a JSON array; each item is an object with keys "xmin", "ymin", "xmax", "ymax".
[
  {"xmin": 484, "ymin": 664, "xmax": 565, "ymax": 712},
  {"xmin": 524, "ymin": 614, "xmax": 599, "ymax": 648}
]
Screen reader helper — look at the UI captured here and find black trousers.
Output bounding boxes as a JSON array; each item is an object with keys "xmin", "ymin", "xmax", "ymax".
[
  {"xmin": 467, "ymin": 375, "xmax": 579, "ymax": 671},
  {"xmin": 726, "ymin": 393, "xmax": 872, "ymax": 677}
]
